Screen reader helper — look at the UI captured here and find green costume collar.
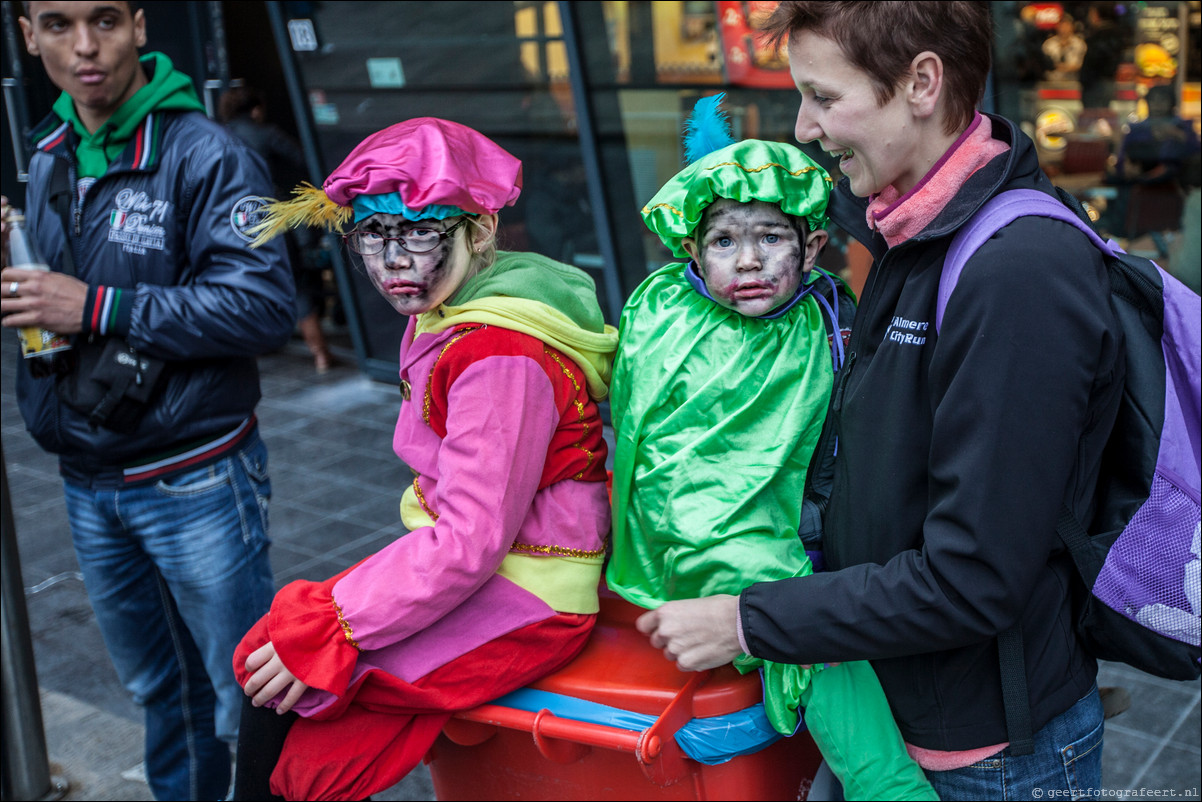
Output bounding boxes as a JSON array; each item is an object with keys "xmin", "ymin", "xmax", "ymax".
[{"xmin": 447, "ymin": 250, "xmax": 608, "ymax": 334}]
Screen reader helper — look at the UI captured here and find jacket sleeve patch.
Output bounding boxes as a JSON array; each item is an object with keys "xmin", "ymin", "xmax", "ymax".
[{"xmin": 230, "ymin": 196, "xmax": 269, "ymax": 242}]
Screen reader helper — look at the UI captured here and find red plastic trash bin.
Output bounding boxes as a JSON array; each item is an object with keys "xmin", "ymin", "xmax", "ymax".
[{"xmin": 424, "ymin": 589, "xmax": 822, "ymax": 800}]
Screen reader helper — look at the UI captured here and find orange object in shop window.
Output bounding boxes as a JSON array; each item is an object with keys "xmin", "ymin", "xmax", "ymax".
[
  {"xmin": 424, "ymin": 588, "xmax": 824, "ymax": 801},
  {"xmin": 715, "ymin": 1, "xmax": 796, "ymax": 89},
  {"xmin": 844, "ymin": 238, "xmax": 872, "ymax": 299},
  {"xmin": 1022, "ymin": 3, "xmax": 1065, "ymax": 31},
  {"xmin": 1061, "ymin": 137, "xmax": 1112, "ymax": 175},
  {"xmin": 1038, "ymin": 87, "xmax": 1083, "ymax": 101}
]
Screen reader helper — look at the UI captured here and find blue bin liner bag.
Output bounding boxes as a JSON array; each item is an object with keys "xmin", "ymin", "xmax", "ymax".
[{"xmin": 489, "ymin": 687, "xmax": 801, "ymax": 765}]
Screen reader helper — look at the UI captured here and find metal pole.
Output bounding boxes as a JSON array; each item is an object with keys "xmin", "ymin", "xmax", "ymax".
[
  {"xmin": 201, "ymin": 1, "xmax": 231, "ymax": 119},
  {"xmin": 2, "ymin": 0, "xmax": 32, "ymax": 181},
  {"xmin": 558, "ymin": 0, "xmax": 627, "ymax": 327},
  {"xmin": 1, "ymin": 441, "xmax": 67, "ymax": 801},
  {"xmin": 208, "ymin": 0, "xmax": 230, "ymax": 88},
  {"xmin": 264, "ymin": 1, "xmax": 370, "ymax": 374},
  {"xmin": 264, "ymin": 1, "xmax": 329, "ymax": 223}
]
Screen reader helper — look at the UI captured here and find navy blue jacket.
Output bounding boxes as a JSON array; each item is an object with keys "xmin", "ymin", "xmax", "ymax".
[
  {"xmin": 740, "ymin": 115, "xmax": 1124, "ymax": 749},
  {"xmin": 17, "ymin": 109, "xmax": 295, "ymax": 485}
]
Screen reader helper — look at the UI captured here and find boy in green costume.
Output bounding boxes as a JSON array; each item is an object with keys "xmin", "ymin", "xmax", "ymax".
[{"xmin": 606, "ymin": 97, "xmax": 937, "ymax": 801}]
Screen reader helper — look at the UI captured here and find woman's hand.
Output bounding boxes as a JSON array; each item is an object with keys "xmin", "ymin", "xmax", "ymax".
[
  {"xmin": 242, "ymin": 641, "xmax": 309, "ymax": 714},
  {"xmin": 636, "ymin": 594, "xmax": 743, "ymax": 671}
]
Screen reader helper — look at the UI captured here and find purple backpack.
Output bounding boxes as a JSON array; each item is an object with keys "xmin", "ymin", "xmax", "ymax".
[{"xmin": 939, "ymin": 188, "xmax": 1200, "ymax": 750}]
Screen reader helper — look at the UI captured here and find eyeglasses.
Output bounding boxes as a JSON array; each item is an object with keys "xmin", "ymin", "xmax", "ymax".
[{"xmin": 342, "ymin": 218, "xmax": 467, "ymax": 256}]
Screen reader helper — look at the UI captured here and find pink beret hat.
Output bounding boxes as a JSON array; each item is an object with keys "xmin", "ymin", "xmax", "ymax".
[
  {"xmin": 248, "ymin": 118, "xmax": 523, "ymax": 244},
  {"xmin": 324, "ymin": 117, "xmax": 523, "ymax": 214}
]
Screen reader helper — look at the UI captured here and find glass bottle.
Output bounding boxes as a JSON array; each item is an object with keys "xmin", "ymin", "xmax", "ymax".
[{"xmin": 7, "ymin": 211, "xmax": 73, "ymax": 359}]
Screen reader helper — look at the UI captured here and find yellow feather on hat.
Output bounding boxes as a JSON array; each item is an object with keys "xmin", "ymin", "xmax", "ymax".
[{"xmin": 247, "ymin": 183, "xmax": 354, "ymax": 248}]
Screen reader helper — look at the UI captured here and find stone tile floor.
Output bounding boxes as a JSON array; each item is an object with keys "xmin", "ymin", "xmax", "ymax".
[{"xmin": 3, "ymin": 327, "xmax": 1198, "ymax": 800}]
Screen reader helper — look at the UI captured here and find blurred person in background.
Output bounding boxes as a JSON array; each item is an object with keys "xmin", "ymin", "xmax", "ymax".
[
  {"xmin": 1042, "ymin": 15, "xmax": 1087, "ymax": 80},
  {"xmin": 220, "ymin": 85, "xmax": 337, "ymax": 372}
]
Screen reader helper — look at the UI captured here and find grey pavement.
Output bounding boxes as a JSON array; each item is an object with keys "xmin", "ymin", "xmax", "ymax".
[{"xmin": 2, "ymin": 323, "xmax": 1199, "ymax": 801}]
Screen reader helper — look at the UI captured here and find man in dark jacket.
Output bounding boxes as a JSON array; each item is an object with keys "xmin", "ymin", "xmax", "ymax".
[{"xmin": 1, "ymin": 3, "xmax": 294, "ymax": 799}]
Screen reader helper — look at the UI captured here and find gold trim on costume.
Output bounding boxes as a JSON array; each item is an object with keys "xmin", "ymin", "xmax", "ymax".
[
  {"xmin": 704, "ymin": 161, "xmax": 833, "ymax": 179},
  {"xmin": 423, "ymin": 325, "xmax": 485, "ymax": 426},
  {"xmin": 641, "ymin": 165, "xmax": 831, "ymax": 219},
  {"xmin": 331, "ymin": 596, "xmax": 363, "ymax": 652},
  {"xmin": 412, "ymin": 476, "xmax": 439, "ymax": 522},
  {"xmin": 509, "ymin": 541, "xmax": 607, "ymax": 559},
  {"xmin": 543, "ymin": 348, "xmax": 595, "ymax": 479},
  {"xmin": 641, "ymin": 201, "xmax": 685, "ymax": 218}
]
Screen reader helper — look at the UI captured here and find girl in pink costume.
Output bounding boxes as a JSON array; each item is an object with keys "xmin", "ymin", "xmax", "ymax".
[{"xmin": 230, "ymin": 118, "xmax": 617, "ymax": 801}]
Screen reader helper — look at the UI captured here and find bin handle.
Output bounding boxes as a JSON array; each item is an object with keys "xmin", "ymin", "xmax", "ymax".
[
  {"xmin": 636, "ymin": 669, "xmax": 710, "ymax": 787},
  {"xmin": 455, "ymin": 703, "xmax": 642, "ymax": 753},
  {"xmin": 448, "ymin": 668, "xmax": 714, "ymax": 787},
  {"xmin": 532, "ymin": 708, "xmax": 592, "ymax": 764}
]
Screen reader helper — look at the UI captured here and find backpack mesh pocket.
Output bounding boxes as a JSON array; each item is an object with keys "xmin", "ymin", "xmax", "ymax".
[{"xmin": 1093, "ymin": 472, "xmax": 1201, "ymax": 647}]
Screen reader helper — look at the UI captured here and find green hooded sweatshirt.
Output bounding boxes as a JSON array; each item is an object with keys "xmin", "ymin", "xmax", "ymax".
[{"xmin": 53, "ymin": 52, "xmax": 206, "ymax": 178}]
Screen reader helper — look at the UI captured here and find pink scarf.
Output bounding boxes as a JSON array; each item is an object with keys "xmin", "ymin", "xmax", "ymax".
[{"xmin": 866, "ymin": 113, "xmax": 1011, "ymax": 247}]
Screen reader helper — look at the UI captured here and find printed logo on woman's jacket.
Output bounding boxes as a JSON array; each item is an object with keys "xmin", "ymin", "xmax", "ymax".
[{"xmin": 886, "ymin": 315, "xmax": 929, "ymax": 346}]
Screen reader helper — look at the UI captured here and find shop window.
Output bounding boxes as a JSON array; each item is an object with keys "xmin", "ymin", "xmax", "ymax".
[{"xmin": 993, "ymin": 2, "xmax": 1199, "ymax": 283}]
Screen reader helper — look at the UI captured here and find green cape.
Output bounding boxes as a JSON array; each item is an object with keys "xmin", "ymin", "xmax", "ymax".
[
  {"xmin": 606, "ymin": 260, "xmax": 832, "ymax": 736},
  {"xmin": 607, "ymin": 261, "xmax": 832, "ymax": 610}
]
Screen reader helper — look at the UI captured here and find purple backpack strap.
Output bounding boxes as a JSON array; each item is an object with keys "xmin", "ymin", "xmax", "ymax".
[{"xmin": 937, "ymin": 189, "xmax": 1116, "ymax": 334}]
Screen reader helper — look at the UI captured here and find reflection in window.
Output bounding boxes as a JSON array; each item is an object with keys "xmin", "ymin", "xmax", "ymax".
[{"xmin": 993, "ymin": 2, "xmax": 1199, "ymax": 291}]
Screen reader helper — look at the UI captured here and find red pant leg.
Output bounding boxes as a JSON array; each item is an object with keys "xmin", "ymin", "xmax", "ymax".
[{"xmin": 270, "ymin": 612, "xmax": 594, "ymax": 800}]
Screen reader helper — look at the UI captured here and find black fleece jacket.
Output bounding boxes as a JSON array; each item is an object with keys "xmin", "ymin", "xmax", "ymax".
[{"xmin": 740, "ymin": 115, "xmax": 1124, "ymax": 750}]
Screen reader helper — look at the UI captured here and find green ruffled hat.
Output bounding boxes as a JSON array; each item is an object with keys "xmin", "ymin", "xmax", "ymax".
[{"xmin": 642, "ymin": 96, "xmax": 833, "ymax": 259}]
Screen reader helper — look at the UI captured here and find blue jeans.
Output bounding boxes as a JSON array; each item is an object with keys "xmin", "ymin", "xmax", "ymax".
[
  {"xmin": 925, "ymin": 684, "xmax": 1105, "ymax": 801},
  {"xmin": 64, "ymin": 433, "xmax": 275, "ymax": 801}
]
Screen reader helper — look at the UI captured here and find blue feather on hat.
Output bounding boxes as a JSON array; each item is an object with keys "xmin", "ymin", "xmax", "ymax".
[{"xmin": 683, "ymin": 93, "xmax": 736, "ymax": 164}]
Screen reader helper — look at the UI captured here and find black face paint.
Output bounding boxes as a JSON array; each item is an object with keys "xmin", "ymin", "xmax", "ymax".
[
  {"xmin": 424, "ymin": 238, "xmax": 455, "ymax": 277},
  {"xmin": 782, "ymin": 243, "xmax": 803, "ymax": 268},
  {"xmin": 358, "ymin": 213, "xmax": 475, "ymax": 316},
  {"xmin": 691, "ymin": 199, "xmax": 806, "ymax": 316}
]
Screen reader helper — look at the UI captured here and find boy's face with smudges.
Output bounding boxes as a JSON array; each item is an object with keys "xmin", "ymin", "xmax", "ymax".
[
  {"xmin": 682, "ymin": 199, "xmax": 828, "ymax": 317},
  {"xmin": 355, "ymin": 213, "xmax": 475, "ymax": 316}
]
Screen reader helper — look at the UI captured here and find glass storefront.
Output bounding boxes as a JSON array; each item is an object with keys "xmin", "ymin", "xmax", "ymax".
[
  {"xmin": 266, "ymin": 1, "xmax": 1197, "ymax": 376},
  {"xmin": 578, "ymin": 0, "xmax": 1200, "ymax": 295},
  {"xmin": 991, "ymin": 1, "xmax": 1200, "ymax": 291},
  {"xmin": 4, "ymin": 2, "xmax": 1197, "ymax": 378},
  {"xmin": 267, "ymin": 1, "xmax": 859, "ymax": 374}
]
